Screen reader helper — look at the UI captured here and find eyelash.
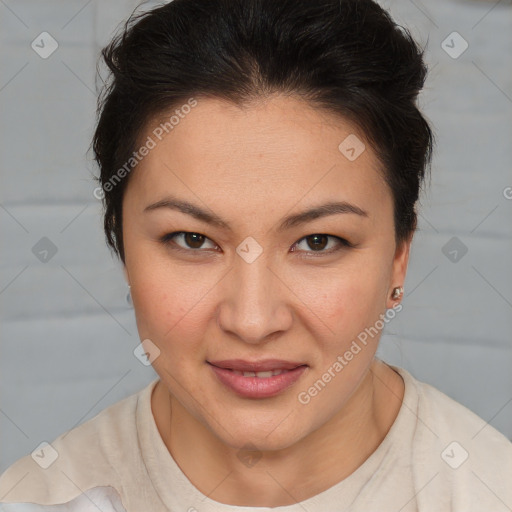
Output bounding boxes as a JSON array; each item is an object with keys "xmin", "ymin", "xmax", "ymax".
[{"xmin": 159, "ymin": 231, "xmax": 353, "ymax": 258}]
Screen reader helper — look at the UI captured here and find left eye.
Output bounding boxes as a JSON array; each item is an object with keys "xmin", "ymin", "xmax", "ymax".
[{"xmin": 291, "ymin": 234, "xmax": 350, "ymax": 255}]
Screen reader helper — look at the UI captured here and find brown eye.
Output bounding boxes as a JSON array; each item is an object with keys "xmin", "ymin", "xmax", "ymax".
[
  {"xmin": 160, "ymin": 232, "xmax": 217, "ymax": 252},
  {"xmin": 183, "ymin": 233, "xmax": 206, "ymax": 249},
  {"xmin": 292, "ymin": 234, "xmax": 351, "ymax": 256},
  {"xmin": 305, "ymin": 234, "xmax": 329, "ymax": 251}
]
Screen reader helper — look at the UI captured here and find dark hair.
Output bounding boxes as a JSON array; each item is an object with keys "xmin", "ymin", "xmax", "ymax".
[{"xmin": 92, "ymin": 0, "xmax": 434, "ymax": 264}]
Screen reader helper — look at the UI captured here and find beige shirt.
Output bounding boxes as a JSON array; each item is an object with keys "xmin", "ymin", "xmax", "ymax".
[{"xmin": 1, "ymin": 366, "xmax": 511, "ymax": 511}]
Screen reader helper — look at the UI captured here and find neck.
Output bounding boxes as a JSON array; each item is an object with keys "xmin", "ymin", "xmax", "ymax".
[{"xmin": 151, "ymin": 358, "xmax": 403, "ymax": 507}]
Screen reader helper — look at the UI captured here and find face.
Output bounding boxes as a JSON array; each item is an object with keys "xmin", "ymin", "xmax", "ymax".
[{"xmin": 122, "ymin": 95, "xmax": 410, "ymax": 451}]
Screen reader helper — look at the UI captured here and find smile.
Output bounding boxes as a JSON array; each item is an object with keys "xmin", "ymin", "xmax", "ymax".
[
  {"xmin": 207, "ymin": 360, "xmax": 308, "ymax": 398},
  {"xmin": 231, "ymin": 369, "xmax": 289, "ymax": 377}
]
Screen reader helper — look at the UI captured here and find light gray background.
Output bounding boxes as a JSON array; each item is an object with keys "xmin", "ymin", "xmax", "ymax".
[{"xmin": 1, "ymin": 0, "xmax": 511, "ymax": 473}]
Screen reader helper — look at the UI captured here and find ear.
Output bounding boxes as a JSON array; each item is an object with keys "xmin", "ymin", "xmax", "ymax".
[{"xmin": 386, "ymin": 233, "xmax": 413, "ymax": 309}]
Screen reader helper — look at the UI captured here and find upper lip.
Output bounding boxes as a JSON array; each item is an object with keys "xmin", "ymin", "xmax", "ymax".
[{"xmin": 208, "ymin": 359, "xmax": 306, "ymax": 372}]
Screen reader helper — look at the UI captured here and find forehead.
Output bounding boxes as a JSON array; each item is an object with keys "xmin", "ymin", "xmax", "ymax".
[{"xmin": 127, "ymin": 95, "xmax": 390, "ymax": 216}]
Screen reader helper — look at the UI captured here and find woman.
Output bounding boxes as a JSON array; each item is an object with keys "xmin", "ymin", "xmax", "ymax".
[{"xmin": 1, "ymin": 0, "xmax": 511, "ymax": 510}]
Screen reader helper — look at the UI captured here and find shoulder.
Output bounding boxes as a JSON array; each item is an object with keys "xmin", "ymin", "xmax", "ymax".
[
  {"xmin": 0, "ymin": 486, "xmax": 126, "ymax": 511},
  {"xmin": 393, "ymin": 366, "xmax": 512, "ymax": 510},
  {"xmin": 410, "ymin": 367, "xmax": 512, "ymax": 455},
  {"xmin": 0, "ymin": 379, "xmax": 158, "ymax": 507}
]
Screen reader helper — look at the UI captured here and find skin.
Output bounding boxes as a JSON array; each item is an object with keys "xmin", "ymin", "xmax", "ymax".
[{"xmin": 122, "ymin": 94, "xmax": 410, "ymax": 507}]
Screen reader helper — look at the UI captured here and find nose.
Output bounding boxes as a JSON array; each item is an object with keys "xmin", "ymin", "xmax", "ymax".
[{"xmin": 216, "ymin": 252, "xmax": 293, "ymax": 345}]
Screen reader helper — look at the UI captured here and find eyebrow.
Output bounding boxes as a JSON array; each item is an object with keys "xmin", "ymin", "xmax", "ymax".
[{"xmin": 143, "ymin": 196, "xmax": 368, "ymax": 231}]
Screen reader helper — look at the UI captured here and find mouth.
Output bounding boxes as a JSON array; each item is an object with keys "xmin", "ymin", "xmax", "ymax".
[
  {"xmin": 207, "ymin": 359, "xmax": 307, "ymax": 375},
  {"xmin": 207, "ymin": 359, "xmax": 308, "ymax": 398}
]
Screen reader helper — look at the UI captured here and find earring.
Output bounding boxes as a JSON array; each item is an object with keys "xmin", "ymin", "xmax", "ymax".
[
  {"xmin": 126, "ymin": 284, "xmax": 132, "ymax": 306},
  {"xmin": 391, "ymin": 286, "xmax": 404, "ymax": 300}
]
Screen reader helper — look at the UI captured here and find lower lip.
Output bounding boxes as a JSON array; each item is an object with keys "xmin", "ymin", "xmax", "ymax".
[{"xmin": 208, "ymin": 364, "xmax": 308, "ymax": 399}]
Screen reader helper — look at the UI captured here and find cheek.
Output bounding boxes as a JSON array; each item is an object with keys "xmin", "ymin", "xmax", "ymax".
[
  {"xmin": 132, "ymin": 285, "xmax": 175, "ymax": 336},
  {"xmin": 129, "ymin": 261, "xmax": 216, "ymax": 349},
  {"xmin": 286, "ymin": 256, "xmax": 388, "ymax": 336}
]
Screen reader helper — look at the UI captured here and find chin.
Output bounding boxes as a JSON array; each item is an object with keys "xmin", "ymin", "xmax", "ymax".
[{"xmin": 211, "ymin": 413, "xmax": 310, "ymax": 453}]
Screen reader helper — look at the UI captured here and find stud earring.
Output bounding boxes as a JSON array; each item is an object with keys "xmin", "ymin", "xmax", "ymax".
[{"xmin": 391, "ymin": 286, "xmax": 404, "ymax": 300}]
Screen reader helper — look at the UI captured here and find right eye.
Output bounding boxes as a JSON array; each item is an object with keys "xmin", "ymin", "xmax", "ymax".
[{"xmin": 160, "ymin": 231, "xmax": 219, "ymax": 253}]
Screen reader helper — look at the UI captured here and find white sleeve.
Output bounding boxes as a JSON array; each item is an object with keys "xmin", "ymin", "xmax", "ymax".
[{"xmin": 0, "ymin": 486, "xmax": 127, "ymax": 512}]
